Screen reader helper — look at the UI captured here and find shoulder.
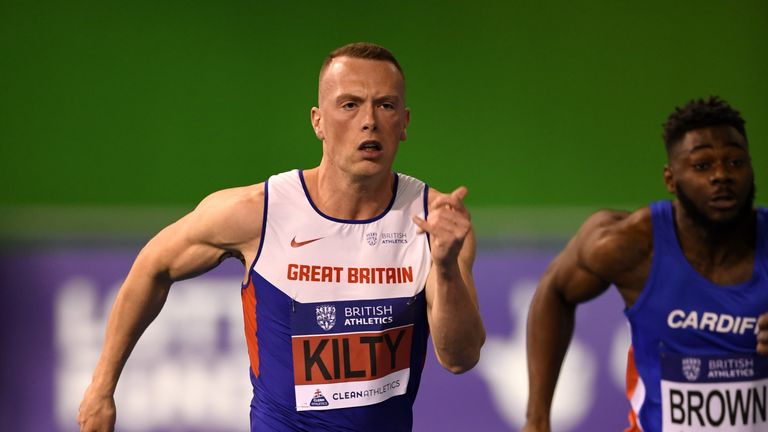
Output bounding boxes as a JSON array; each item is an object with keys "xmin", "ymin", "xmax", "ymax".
[
  {"xmin": 575, "ymin": 207, "xmax": 653, "ymax": 282},
  {"xmin": 196, "ymin": 183, "xmax": 265, "ymax": 213},
  {"xmin": 186, "ymin": 183, "xmax": 266, "ymax": 248}
]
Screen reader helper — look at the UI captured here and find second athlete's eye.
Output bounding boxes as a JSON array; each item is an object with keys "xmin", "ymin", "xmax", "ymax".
[
  {"xmin": 730, "ymin": 158, "xmax": 745, "ymax": 168},
  {"xmin": 342, "ymin": 102, "xmax": 357, "ymax": 110},
  {"xmin": 693, "ymin": 162, "xmax": 711, "ymax": 171}
]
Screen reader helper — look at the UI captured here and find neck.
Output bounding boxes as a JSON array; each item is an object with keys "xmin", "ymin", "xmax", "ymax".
[
  {"xmin": 302, "ymin": 165, "xmax": 394, "ymax": 220},
  {"xmin": 672, "ymin": 201, "xmax": 756, "ymax": 265}
]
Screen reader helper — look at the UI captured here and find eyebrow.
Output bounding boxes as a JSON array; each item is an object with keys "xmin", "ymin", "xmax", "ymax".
[
  {"xmin": 689, "ymin": 141, "xmax": 746, "ymax": 154},
  {"xmin": 334, "ymin": 93, "xmax": 402, "ymax": 104},
  {"xmin": 335, "ymin": 93, "xmax": 364, "ymax": 104}
]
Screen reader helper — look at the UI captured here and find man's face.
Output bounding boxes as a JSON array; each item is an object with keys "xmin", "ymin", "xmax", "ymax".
[
  {"xmin": 311, "ymin": 57, "xmax": 409, "ymax": 178},
  {"xmin": 664, "ymin": 125, "xmax": 755, "ymax": 227}
]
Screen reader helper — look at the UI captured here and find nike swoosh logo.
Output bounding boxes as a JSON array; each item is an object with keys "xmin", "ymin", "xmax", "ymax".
[{"xmin": 290, "ymin": 236, "xmax": 325, "ymax": 248}]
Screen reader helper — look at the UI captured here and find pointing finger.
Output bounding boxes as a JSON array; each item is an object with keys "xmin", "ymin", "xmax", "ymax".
[
  {"xmin": 430, "ymin": 190, "xmax": 468, "ymax": 213},
  {"xmin": 451, "ymin": 186, "xmax": 468, "ymax": 202}
]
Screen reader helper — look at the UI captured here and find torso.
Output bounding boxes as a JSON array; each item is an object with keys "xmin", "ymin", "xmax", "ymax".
[
  {"xmin": 240, "ymin": 169, "xmax": 432, "ymax": 432},
  {"xmin": 622, "ymin": 201, "xmax": 768, "ymax": 432}
]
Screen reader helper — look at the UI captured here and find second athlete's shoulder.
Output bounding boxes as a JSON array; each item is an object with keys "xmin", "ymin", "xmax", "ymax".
[{"xmin": 576, "ymin": 206, "xmax": 653, "ymax": 280}]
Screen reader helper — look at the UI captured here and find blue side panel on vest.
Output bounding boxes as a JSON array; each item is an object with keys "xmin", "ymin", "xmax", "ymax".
[{"xmin": 249, "ymin": 271, "xmax": 429, "ymax": 432}]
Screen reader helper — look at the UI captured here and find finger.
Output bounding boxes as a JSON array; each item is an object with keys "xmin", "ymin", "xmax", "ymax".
[
  {"xmin": 450, "ymin": 186, "xmax": 468, "ymax": 202},
  {"xmin": 759, "ymin": 313, "xmax": 768, "ymax": 329},
  {"xmin": 759, "ymin": 338, "xmax": 768, "ymax": 356},
  {"xmin": 412, "ymin": 215, "xmax": 431, "ymax": 234},
  {"xmin": 430, "ymin": 192, "xmax": 468, "ymax": 214}
]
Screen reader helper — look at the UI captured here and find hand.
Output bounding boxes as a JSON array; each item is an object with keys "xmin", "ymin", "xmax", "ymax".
[
  {"xmin": 77, "ymin": 384, "xmax": 116, "ymax": 432},
  {"xmin": 521, "ymin": 422, "xmax": 550, "ymax": 432},
  {"xmin": 758, "ymin": 313, "xmax": 768, "ymax": 356},
  {"xmin": 412, "ymin": 186, "xmax": 471, "ymax": 268}
]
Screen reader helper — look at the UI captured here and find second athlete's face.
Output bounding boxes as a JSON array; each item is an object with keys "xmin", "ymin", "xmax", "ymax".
[
  {"xmin": 665, "ymin": 125, "xmax": 754, "ymax": 226},
  {"xmin": 311, "ymin": 57, "xmax": 409, "ymax": 178}
]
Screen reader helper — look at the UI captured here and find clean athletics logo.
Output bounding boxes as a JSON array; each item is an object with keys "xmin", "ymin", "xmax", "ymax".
[{"xmin": 310, "ymin": 389, "xmax": 329, "ymax": 407}]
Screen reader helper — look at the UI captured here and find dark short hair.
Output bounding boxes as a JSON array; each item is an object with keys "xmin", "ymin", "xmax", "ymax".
[
  {"xmin": 662, "ymin": 96, "xmax": 747, "ymax": 153},
  {"xmin": 319, "ymin": 42, "xmax": 404, "ymax": 80}
]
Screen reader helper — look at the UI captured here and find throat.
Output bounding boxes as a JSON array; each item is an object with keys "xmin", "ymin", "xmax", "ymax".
[
  {"xmin": 303, "ymin": 168, "xmax": 395, "ymax": 220},
  {"xmin": 677, "ymin": 233, "xmax": 756, "ymax": 285}
]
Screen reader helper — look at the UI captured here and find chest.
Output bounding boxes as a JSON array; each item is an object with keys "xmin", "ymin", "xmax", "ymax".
[{"xmin": 255, "ymin": 208, "xmax": 431, "ymax": 304}]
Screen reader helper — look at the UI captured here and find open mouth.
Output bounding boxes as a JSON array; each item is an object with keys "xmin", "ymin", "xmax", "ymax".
[
  {"xmin": 709, "ymin": 192, "xmax": 737, "ymax": 209},
  {"xmin": 358, "ymin": 140, "xmax": 382, "ymax": 152}
]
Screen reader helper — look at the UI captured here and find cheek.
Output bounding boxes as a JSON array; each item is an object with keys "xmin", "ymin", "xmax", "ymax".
[{"xmin": 324, "ymin": 117, "xmax": 353, "ymax": 139}]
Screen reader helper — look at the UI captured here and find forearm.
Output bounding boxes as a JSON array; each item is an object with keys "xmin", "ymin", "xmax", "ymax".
[
  {"xmin": 89, "ymin": 270, "xmax": 172, "ymax": 394},
  {"xmin": 428, "ymin": 262, "xmax": 485, "ymax": 374},
  {"xmin": 525, "ymin": 281, "xmax": 575, "ymax": 428}
]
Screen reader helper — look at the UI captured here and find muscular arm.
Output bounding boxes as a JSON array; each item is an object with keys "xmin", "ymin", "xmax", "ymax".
[
  {"xmin": 413, "ymin": 187, "xmax": 485, "ymax": 374},
  {"xmin": 77, "ymin": 184, "xmax": 264, "ymax": 432},
  {"xmin": 524, "ymin": 209, "xmax": 650, "ymax": 431}
]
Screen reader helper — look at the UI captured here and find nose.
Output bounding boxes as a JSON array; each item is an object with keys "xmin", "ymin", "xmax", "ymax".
[
  {"xmin": 361, "ymin": 105, "xmax": 377, "ymax": 132},
  {"xmin": 710, "ymin": 161, "xmax": 732, "ymax": 184}
]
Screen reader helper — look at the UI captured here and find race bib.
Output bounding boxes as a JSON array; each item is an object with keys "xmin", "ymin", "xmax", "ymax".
[
  {"xmin": 661, "ymin": 352, "xmax": 768, "ymax": 431},
  {"xmin": 290, "ymin": 297, "xmax": 416, "ymax": 411}
]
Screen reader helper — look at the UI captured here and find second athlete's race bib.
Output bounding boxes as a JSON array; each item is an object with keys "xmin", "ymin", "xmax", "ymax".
[{"xmin": 661, "ymin": 352, "xmax": 768, "ymax": 431}]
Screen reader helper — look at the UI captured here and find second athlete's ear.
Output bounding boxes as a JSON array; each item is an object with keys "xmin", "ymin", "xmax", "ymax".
[
  {"xmin": 663, "ymin": 165, "xmax": 676, "ymax": 194},
  {"xmin": 311, "ymin": 107, "xmax": 325, "ymax": 141}
]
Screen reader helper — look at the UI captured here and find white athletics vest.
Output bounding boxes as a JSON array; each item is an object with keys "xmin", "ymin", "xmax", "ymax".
[{"xmin": 253, "ymin": 169, "xmax": 431, "ymax": 412}]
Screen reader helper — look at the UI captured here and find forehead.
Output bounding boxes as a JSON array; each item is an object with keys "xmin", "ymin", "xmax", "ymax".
[
  {"xmin": 319, "ymin": 57, "xmax": 404, "ymax": 98},
  {"xmin": 673, "ymin": 125, "xmax": 748, "ymax": 158}
]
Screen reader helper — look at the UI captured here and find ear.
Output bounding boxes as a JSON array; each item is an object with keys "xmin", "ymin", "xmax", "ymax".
[
  {"xmin": 400, "ymin": 107, "xmax": 411, "ymax": 141},
  {"xmin": 311, "ymin": 107, "xmax": 324, "ymax": 141},
  {"xmin": 663, "ymin": 165, "xmax": 676, "ymax": 194}
]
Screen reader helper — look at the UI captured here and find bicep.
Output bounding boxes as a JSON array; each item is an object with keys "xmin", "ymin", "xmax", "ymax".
[
  {"xmin": 143, "ymin": 184, "xmax": 265, "ymax": 282},
  {"xmin": 543, "ymin": 239, "xmax": 611, "ymax": 306},
  {"xmin": 133, "ymin": 213, "xmax": 228, "ymax": 283}
]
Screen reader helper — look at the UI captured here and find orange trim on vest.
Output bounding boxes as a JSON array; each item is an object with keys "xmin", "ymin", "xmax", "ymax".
[
  {"xmin": 624, "ymin": 345, "xmax": 642, "ymax": 432},
  {"xmin": 241, "ymin": 280, "xmax": 259, "ymax": 377}
]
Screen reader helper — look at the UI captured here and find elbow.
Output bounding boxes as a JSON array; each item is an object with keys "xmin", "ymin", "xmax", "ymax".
[
  {"xmin": 444, "ymin": 358, "xmax": 478, "ymax": 375},
  {"xmin": 441, "ymin": 332, "xmax": 486, "ymax": 375},
  {"xmin": 442, "ymin": 350, "xmax": 481, "ymax": 374}
]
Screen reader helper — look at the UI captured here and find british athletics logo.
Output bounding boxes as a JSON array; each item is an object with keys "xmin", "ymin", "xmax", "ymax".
[{"xmin": 315, "ymin": 305, "xmax": 336, "ymax": 331}]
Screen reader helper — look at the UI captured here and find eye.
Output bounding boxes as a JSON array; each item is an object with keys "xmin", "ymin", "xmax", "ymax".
[
  {"xmin": 692, "ymin": 162, "xmax": 710, "ymax": 171},
  {"xmin": 341, "ymin": 102, "xmax": 358, "ymax": 110},
  {"xmin": 730, "ymin": 158, "xmax": 745, "ymax": 168},
  {"xmin": 380, "ymin": 102, "xmax": 395, "ymax": 110}
]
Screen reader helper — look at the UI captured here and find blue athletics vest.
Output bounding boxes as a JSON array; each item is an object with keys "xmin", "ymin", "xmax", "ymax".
[{"xmin": 624, "ymin": 200, "xmax": 768, "ymax": 432}]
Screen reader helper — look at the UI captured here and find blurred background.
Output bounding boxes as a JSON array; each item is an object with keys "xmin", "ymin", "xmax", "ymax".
[{"xmin": 1, "ymin": 0, "xmax": 766, "ymax": 430}]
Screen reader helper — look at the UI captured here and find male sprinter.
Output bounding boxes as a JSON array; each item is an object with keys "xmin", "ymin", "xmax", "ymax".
[
  {"xmin": 525, "ymin": 97, "xmax": 768, "ymax": 431},
  {"xmin": 77, "ymin": 42, "xmax": 485, "ymax": 432}
]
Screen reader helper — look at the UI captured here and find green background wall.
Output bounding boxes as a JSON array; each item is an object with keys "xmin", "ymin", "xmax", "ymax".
[{"xmin": 2, "ymin": 0, "xmax": 766, "ymax": 238}]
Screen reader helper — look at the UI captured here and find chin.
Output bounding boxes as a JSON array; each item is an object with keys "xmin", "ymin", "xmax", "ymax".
[
  {"xmin": 676, "ymin": 181, "xmax": 755, "ymax": 230},
  {"xmin": 347, "ymin": 163, "xmax": 391, "ymax": 179}
]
